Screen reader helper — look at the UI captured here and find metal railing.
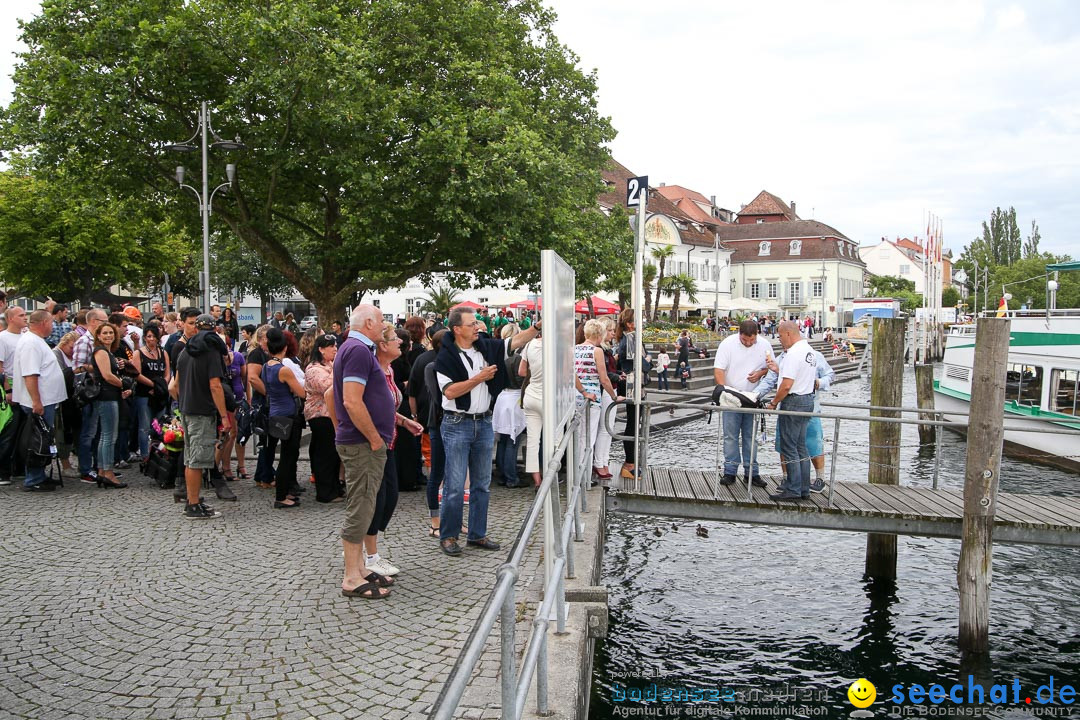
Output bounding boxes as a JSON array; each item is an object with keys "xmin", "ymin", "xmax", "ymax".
[
  {"xmin": 428, "ymin": 403, "xmax": 594, "ymax": 720},
  {"xmin": 602, "ymin": 391, "xmax": 1080, "ymax": 507}
]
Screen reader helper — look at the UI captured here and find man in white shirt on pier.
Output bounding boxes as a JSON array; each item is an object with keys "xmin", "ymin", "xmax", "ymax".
[
  {"xmin": 713, "ymin": 320, "xmax": 772, "ymax": 486},
  {"xmin": 766, "ymin": 321, "xmax": 818, "ymax": 500}
]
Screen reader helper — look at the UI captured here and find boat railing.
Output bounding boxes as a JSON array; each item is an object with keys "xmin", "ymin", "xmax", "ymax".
[{"xmin": 602, "ymin": 390, "xmax": 1080, "ymax": 506}]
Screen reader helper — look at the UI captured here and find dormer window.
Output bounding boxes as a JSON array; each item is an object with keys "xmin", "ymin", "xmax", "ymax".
[
  {"xmin": 789, "ymin": 240, "xmax": 802, "ymax": 255},
  {"xmin": 758, "ymin": 241, "xmax": 771, "ymax": 256}
]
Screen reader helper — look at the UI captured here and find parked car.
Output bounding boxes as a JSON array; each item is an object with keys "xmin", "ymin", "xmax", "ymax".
[{"xmin": 298, "ymin": 315, "xmax": 318, "ymax": 332}]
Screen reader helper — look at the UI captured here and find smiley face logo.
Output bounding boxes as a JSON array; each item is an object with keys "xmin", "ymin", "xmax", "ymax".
[{"xmin": 848, "ymin": 678, "xmax": 876, "ymax": 708}]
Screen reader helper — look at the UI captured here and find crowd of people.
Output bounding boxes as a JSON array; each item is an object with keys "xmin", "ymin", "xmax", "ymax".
[{"xmin": 0, "ymin": 285, "xmax": 838, "ymax": 600}]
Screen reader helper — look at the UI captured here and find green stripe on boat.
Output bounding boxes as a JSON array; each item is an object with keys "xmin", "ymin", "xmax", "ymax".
[
  {"xmin": 948, "ymin": 331, "xmax": 1080, "ymax": 350},
  {"xmin": 933, "ymin": 380, "xmax": 1080, "ymax": 430}
]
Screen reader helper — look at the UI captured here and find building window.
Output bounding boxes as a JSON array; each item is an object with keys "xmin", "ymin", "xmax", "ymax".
[
  {"xmin": 787, "ymin": 282, "xmax": 802, "ymax": 305},
  {"xmin": 789, "ymin": 240, "xmax": 802, "ymax": 255},
  {"xmin": 756, "ymin": 219, "xmax": 765, "ymax": 224},
  {"xmin": 758, "ymin": 241, "xmax": 771, "ymax": 256},
  {"xmin": 767, "ymin": 282, "xmax": 778, "ymax": 299},
  {"xmin": 373, "ymin": 299, "xmax": 381, "ymax": 308},
  {"xmin": 750, "ymin": 283, "xmax": 761, "ymax": 299},
  {"xmin": 812, "ymin": 280, "xmax": 824, "ymax": 298},
  {"xmin": 899, "ymin": 264, "xmax": 910, "ymax": 275}
]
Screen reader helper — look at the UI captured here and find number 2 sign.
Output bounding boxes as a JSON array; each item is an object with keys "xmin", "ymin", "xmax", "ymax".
[{"xmin": 626, "ymin": 175, "xmax": 648, "ymax": 207}]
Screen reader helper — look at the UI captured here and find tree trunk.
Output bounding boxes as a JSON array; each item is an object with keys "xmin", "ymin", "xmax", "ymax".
[
  {"xmin": 672, "ymin": 288, "xmax": 681, "ymax": 320},
  {"xmin": 653, "ymin": 259, "xmax": 666, "ymax": 321},
  {"xmin": 644, "ymin": 285, "xmax": 652, "ymax": 320},
  {"xmin": 309, "ymin": 289, "xmax": 349, "ymax": 332},
  {"xmin": 260, "ymin": 295, "xmax": 268, "ymax": 324}
]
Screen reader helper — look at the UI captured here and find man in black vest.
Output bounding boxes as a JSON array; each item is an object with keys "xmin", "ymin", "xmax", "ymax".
[{"xmin": 434, "ymin": 308, "xmax": 538, "ymax": 556}]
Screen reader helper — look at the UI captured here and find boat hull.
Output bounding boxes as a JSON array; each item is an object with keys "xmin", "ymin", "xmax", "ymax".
[{"xmin": 934, "ymin": 389, "xmax": 1080, "ymax": 474}]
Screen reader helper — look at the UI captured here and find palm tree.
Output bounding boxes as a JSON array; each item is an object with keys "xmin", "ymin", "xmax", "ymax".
[
  {"xmin": 418, "ymin": 283, "xmax": 462, "ymax": 318},
  {"xmin": 642, "ymin": 263, "xmax": 657, "ymax": 321},
  {"xmin": 660, "ymin": 272, "xmax": 699, "ymax": 321},
  {"xmin": 600, "ymin": 267, "xmax": 631, "ymax": 310},
  {"xmin": 650, "ymin": 244, "xmax": 675, "ymax": 320}
]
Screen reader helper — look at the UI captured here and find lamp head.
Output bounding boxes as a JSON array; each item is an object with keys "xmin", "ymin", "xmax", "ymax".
[
  {"xmin": 1004, "ymin": 292, "xmax": 1013, "ymax": 301},
  {"xmin": 225, "ymin": 163, "xmax": 236, "ymax": 183},
  {"xmin": 212, "ymin": 136, "xmax": 247, "ymax": 151},
  {"xmin": 1048, "ymin": 280, "xmax": 1060, "ymax": 292},
  {"xmin": 175, "ymin": 166, "xmax": 185, "ymax": 185}
]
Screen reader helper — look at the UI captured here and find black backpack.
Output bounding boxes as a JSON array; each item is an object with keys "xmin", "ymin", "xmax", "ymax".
[
  {"xmin": 504, "ymin": 352, "xmax": 525, "ymax": 390},
  {"xmin": 72, "ymin": 370, "xmax": 101, "ymax": 407},
  {"xmin": 21, "ymin": 413, "xmax": 57, "ymax": 468}
]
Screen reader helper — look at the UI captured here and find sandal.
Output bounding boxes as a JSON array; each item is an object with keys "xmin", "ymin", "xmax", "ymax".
[
  {"xmin": 362, "ymin": 570, "xmax": 394, "ymax": 588},
  {"xmin": 236, "ymin": 467, "xmax": 249, "ymax": 480},
  {"xmin": 429, "ymin": 525, "xmax": 439, "ymax": 538},
  {"xmin": 341, "ymin": 581, "xmax": 390, "ymax": 599}
]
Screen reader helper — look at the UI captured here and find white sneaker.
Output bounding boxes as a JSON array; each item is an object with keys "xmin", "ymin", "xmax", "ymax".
[{"xmin": 367, "ymin": 558, "xmax": 400, "ymax": 577}]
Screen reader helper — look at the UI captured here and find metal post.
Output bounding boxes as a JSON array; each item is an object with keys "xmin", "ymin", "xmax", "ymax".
[
  {"xmin": 933, "ymin": 411, "xmax": 943, "ymax": 490},
  {"xmin": 499, "ymin": 578, "xmax": 517, "ymax": 720},
  {"xmin": 828, "ymin": 417, "xmax": 840, "ymax": 508},
  {"xmin": 535, "ymin": 623, "xmax": 549, "ymax": 716},
  {"xmin": 714, "ymin": 407, "xmax": 724, "ymax": 497},
  {"xmin": 632, "ymin": 186, "xmax": 647, "ymax": 478},
  {"xmin": 200, "ymin": 101, "xmax": 212, "ymax": 311},
  {"xmin": 746, "ymin": 408, "xmax": 756, "ymax": 496},
  {"xmin": 640, "ymin": 403, "xmax": 651, "ymax": 487}
]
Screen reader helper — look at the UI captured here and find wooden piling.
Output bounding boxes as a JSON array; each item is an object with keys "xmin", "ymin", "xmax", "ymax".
[
  {"xmin": 915, "ymin": 364, "xmax": 936, "ymax": 446},
  {"xmin": 957, "ymin": 317, "xmax": 1010, "ymax": 654},
  {"xmin": 865, "ymin": 317, "xmax": 906, "ymax": 579}
]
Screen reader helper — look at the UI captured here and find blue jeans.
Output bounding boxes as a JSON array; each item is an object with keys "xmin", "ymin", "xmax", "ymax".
[
  {"xmin": 722, "ymin": 410, "xmax": 757, "ymax": 477},
  {"xmin": 77, "ymin": 402, "xmax": 97, "ymax": 475},
  {"xmin": 92, "ymin": 401, "xmax": 119, "ymax": 471},
  {"xmin": 134, "ymin": 396, "xmax": 154, "ymax": 458},
  {"xmin": 439, "ymin": 414, "xmax": 494, "ymax": 542},
  {"xmin": 19, "ymin": 404, "xmax": 55, "ymax": 487},
  {"xmin": 496, "ymin": 432, "xmax": 521, "ymax": 486},
  {"xmin": 426, "ymin": 427, "xmax": 445, "ymax": 518},
  {"xmin": 777, "ymin": 393, "xmax": 815, "ymax": 496},
  {"xmin": 656, "ymin": 369, "xmax": 670, "ymax": 391}
]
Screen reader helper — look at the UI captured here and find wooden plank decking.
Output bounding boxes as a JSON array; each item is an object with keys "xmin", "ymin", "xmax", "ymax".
[{"xmin": 604, "ymin": 468, "xmax": 1080, "ymax": 547}]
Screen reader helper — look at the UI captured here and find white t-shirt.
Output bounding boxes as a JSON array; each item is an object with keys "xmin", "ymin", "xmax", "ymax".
[
  {"xmin": 437, "ymin": 345, "xmax": 492, "ymax": 413},
  {"xmin": 0, "ymin": 329, "xmax": 22, "ymax": 374},
  {"xmin": 657, "ymin": 352, "xmax": 670, "ymax": 371},
  {"xmin": 12, "ymin": 331, "xmax": 68, "ymax": 407},
  {"xmin": 713, "ymin": 333, "xmax": 772, "ymax": 392},
  {"xmin": 522, "ymin": 338, "xmax": 544, "ymax": 403},
  {"xmin": 779, "ymin": 339, "xmax": 818, "ymax": 395}
]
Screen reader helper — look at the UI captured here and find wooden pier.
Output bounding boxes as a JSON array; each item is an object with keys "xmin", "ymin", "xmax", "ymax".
[{"xmin": 604, "ymin": 468, "xmax": 1080, "ymax": 548}]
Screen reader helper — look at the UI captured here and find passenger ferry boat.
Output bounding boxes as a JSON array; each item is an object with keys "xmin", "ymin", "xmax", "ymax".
[{"xmin": 934, "ymin": 309, "xmax": 1080, "ymax": 472}]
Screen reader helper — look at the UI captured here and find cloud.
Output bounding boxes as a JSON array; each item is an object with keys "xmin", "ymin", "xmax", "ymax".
[{"xmin": 547, "ymin": 0, "xmax": 1080, "ymax": 256}]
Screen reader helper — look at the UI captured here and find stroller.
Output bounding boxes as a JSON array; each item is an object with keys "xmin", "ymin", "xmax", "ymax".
[{"xmin": 142, "ymin": 417, "xmax": 184, "ymax": 489}]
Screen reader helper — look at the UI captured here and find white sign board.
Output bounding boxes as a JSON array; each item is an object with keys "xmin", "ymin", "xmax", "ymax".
[{"xmin": 541, "ymin": 249, "xmax": 577, "ymax": 463}]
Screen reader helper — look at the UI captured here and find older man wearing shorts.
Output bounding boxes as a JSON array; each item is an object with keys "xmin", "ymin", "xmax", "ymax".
[{"xmin": 335, "ymin": 304, "xmax": 398, "ymax": 600}]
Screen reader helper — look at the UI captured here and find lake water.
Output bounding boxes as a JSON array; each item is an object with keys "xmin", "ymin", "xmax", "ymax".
[{"xmin": 591, "ymin": 367, "xmax": 1080, "ymax": 720}]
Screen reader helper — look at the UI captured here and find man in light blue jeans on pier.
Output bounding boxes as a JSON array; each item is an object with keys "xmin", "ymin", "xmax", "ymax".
[{"xmin": 766, "ymin": 321, "xmax": 819, "ymax": 500}]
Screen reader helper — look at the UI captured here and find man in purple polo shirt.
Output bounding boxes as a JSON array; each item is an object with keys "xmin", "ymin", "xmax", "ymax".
[{"xmin": 335, "ymin": 304, "xmax": 398, "ymax": 600}]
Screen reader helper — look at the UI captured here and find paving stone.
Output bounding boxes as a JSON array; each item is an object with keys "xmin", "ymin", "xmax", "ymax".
[{"xmin": 0, "ymin": 451, "xmax": 543, "ymax": 719}]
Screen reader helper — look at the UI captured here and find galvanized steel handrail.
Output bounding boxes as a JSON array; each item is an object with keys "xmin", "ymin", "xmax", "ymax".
[{"xmin": 428, "ymin": 403, "xmax": 593, "ymax": 720}]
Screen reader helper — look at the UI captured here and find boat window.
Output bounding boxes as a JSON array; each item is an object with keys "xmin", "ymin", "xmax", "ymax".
[
  {"xmin": 1050, "ymin": 369, "xmax": 1079, "ymax": 416},
  {"xmin": 1004, "ymin": 364, "xmax": 1042, "ymax": 406}
]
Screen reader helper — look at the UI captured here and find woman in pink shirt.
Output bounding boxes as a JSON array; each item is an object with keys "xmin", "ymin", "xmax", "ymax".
[{"xmin": 304, "ymin": 334, "xmax": 342, "ymax": 503}]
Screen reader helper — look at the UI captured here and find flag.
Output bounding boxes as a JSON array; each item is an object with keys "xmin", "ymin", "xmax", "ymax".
[{"xmin": 996, "ymin": 296, "xmax": 1008, "ymax": 317}]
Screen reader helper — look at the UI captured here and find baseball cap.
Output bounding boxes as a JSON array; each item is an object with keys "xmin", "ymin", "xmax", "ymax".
[
  {"xmin": 195, "ymin": 313, "xmax": 217, "ymax": 329},
  {"xmin": 122, "ymin": 306, "xmax": 142, "ymax": 320}
]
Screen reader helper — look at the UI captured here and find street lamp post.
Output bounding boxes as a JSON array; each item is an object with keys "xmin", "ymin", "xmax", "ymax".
[{"xmin": 161, "ymin": 101, "xmax": 246, "ymax": 311}]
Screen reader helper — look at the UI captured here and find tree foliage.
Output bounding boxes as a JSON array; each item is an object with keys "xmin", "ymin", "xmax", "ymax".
[
  {"xmin": 961, "ymin": 206, "xmax": 1022, "ymax": 270},
  {"xmin": 659, "ymin": 272, "xmax": 698, "ymax": 319},
  {"xmin": 1, "ymin": 0, "xmax": 619, "ymax": 321},
  {"xmin": 0, "ymin": 168, "xmax": 190, "ymax": 306},
  {"xmin": 418, "ymin": 284, "xmax": 462, "ymax": 319},
  {"xmin": 866, "ymin": 275, "xmax": 916, "ymax": 297},
  {"xmin": 1023, "ymin": 219, "xmax": 1041, "ymax": 259},
  {"xmin": 649, "ymin": 245, "xmax": 675, "ymax": 320},
  {"xmin": 941, "ymin": 286, "xmax": 960, "ymax": 309}
]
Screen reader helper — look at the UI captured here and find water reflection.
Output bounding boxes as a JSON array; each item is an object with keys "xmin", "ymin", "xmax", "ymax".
[{"xmin": 593, "ymin": 367, "xmax": 1080, "ymax": 720}]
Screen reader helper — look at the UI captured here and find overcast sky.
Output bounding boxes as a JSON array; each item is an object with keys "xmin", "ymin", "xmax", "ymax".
[{"xmin": 2, "ymin": 0, "xmax": 1078, "ymax": 256}]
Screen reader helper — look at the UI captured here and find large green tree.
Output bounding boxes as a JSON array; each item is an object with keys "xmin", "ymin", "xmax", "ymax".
[
  {"xmin": 0, "ymin": 169, "xmax": 190, "ymax": 306},
  {"xmin": 961, "ymin": 206, "xmax": 1023, "ymax": 271},
  {"xmin": 1, "ymin": 0, "xmax": 618, "ymax": 321}
]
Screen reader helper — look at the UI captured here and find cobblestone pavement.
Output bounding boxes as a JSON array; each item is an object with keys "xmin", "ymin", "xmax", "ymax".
[{"xmin": 0, "ymin": 452, "xmax": 544, "ymax": 720}]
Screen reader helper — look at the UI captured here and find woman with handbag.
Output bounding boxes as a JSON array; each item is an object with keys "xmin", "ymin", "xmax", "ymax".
[
  {"xmin": 216, "ymin": 326, "xmax": 245, "ymax": 481},
  {"xmin": 615, "ymin": 309, "xmax": 650, "ymax": 480},
  {"xmin": 134, "ymin": 324, "xmax": 170, "ymax": 464},
  {"xmin": 262, "ymin": 327, "xmax": 306, "ymax": 509},
  {"xmin": 304, "ymin": 334, "xmax": 343, "ymax": 503},
  {"xmin": 91, "ymin": 323, "xmax": 131, "ymax": 489},
  {"xmin": 364, "ymin": 323, "xmax": 423, "ymax": 577}
]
